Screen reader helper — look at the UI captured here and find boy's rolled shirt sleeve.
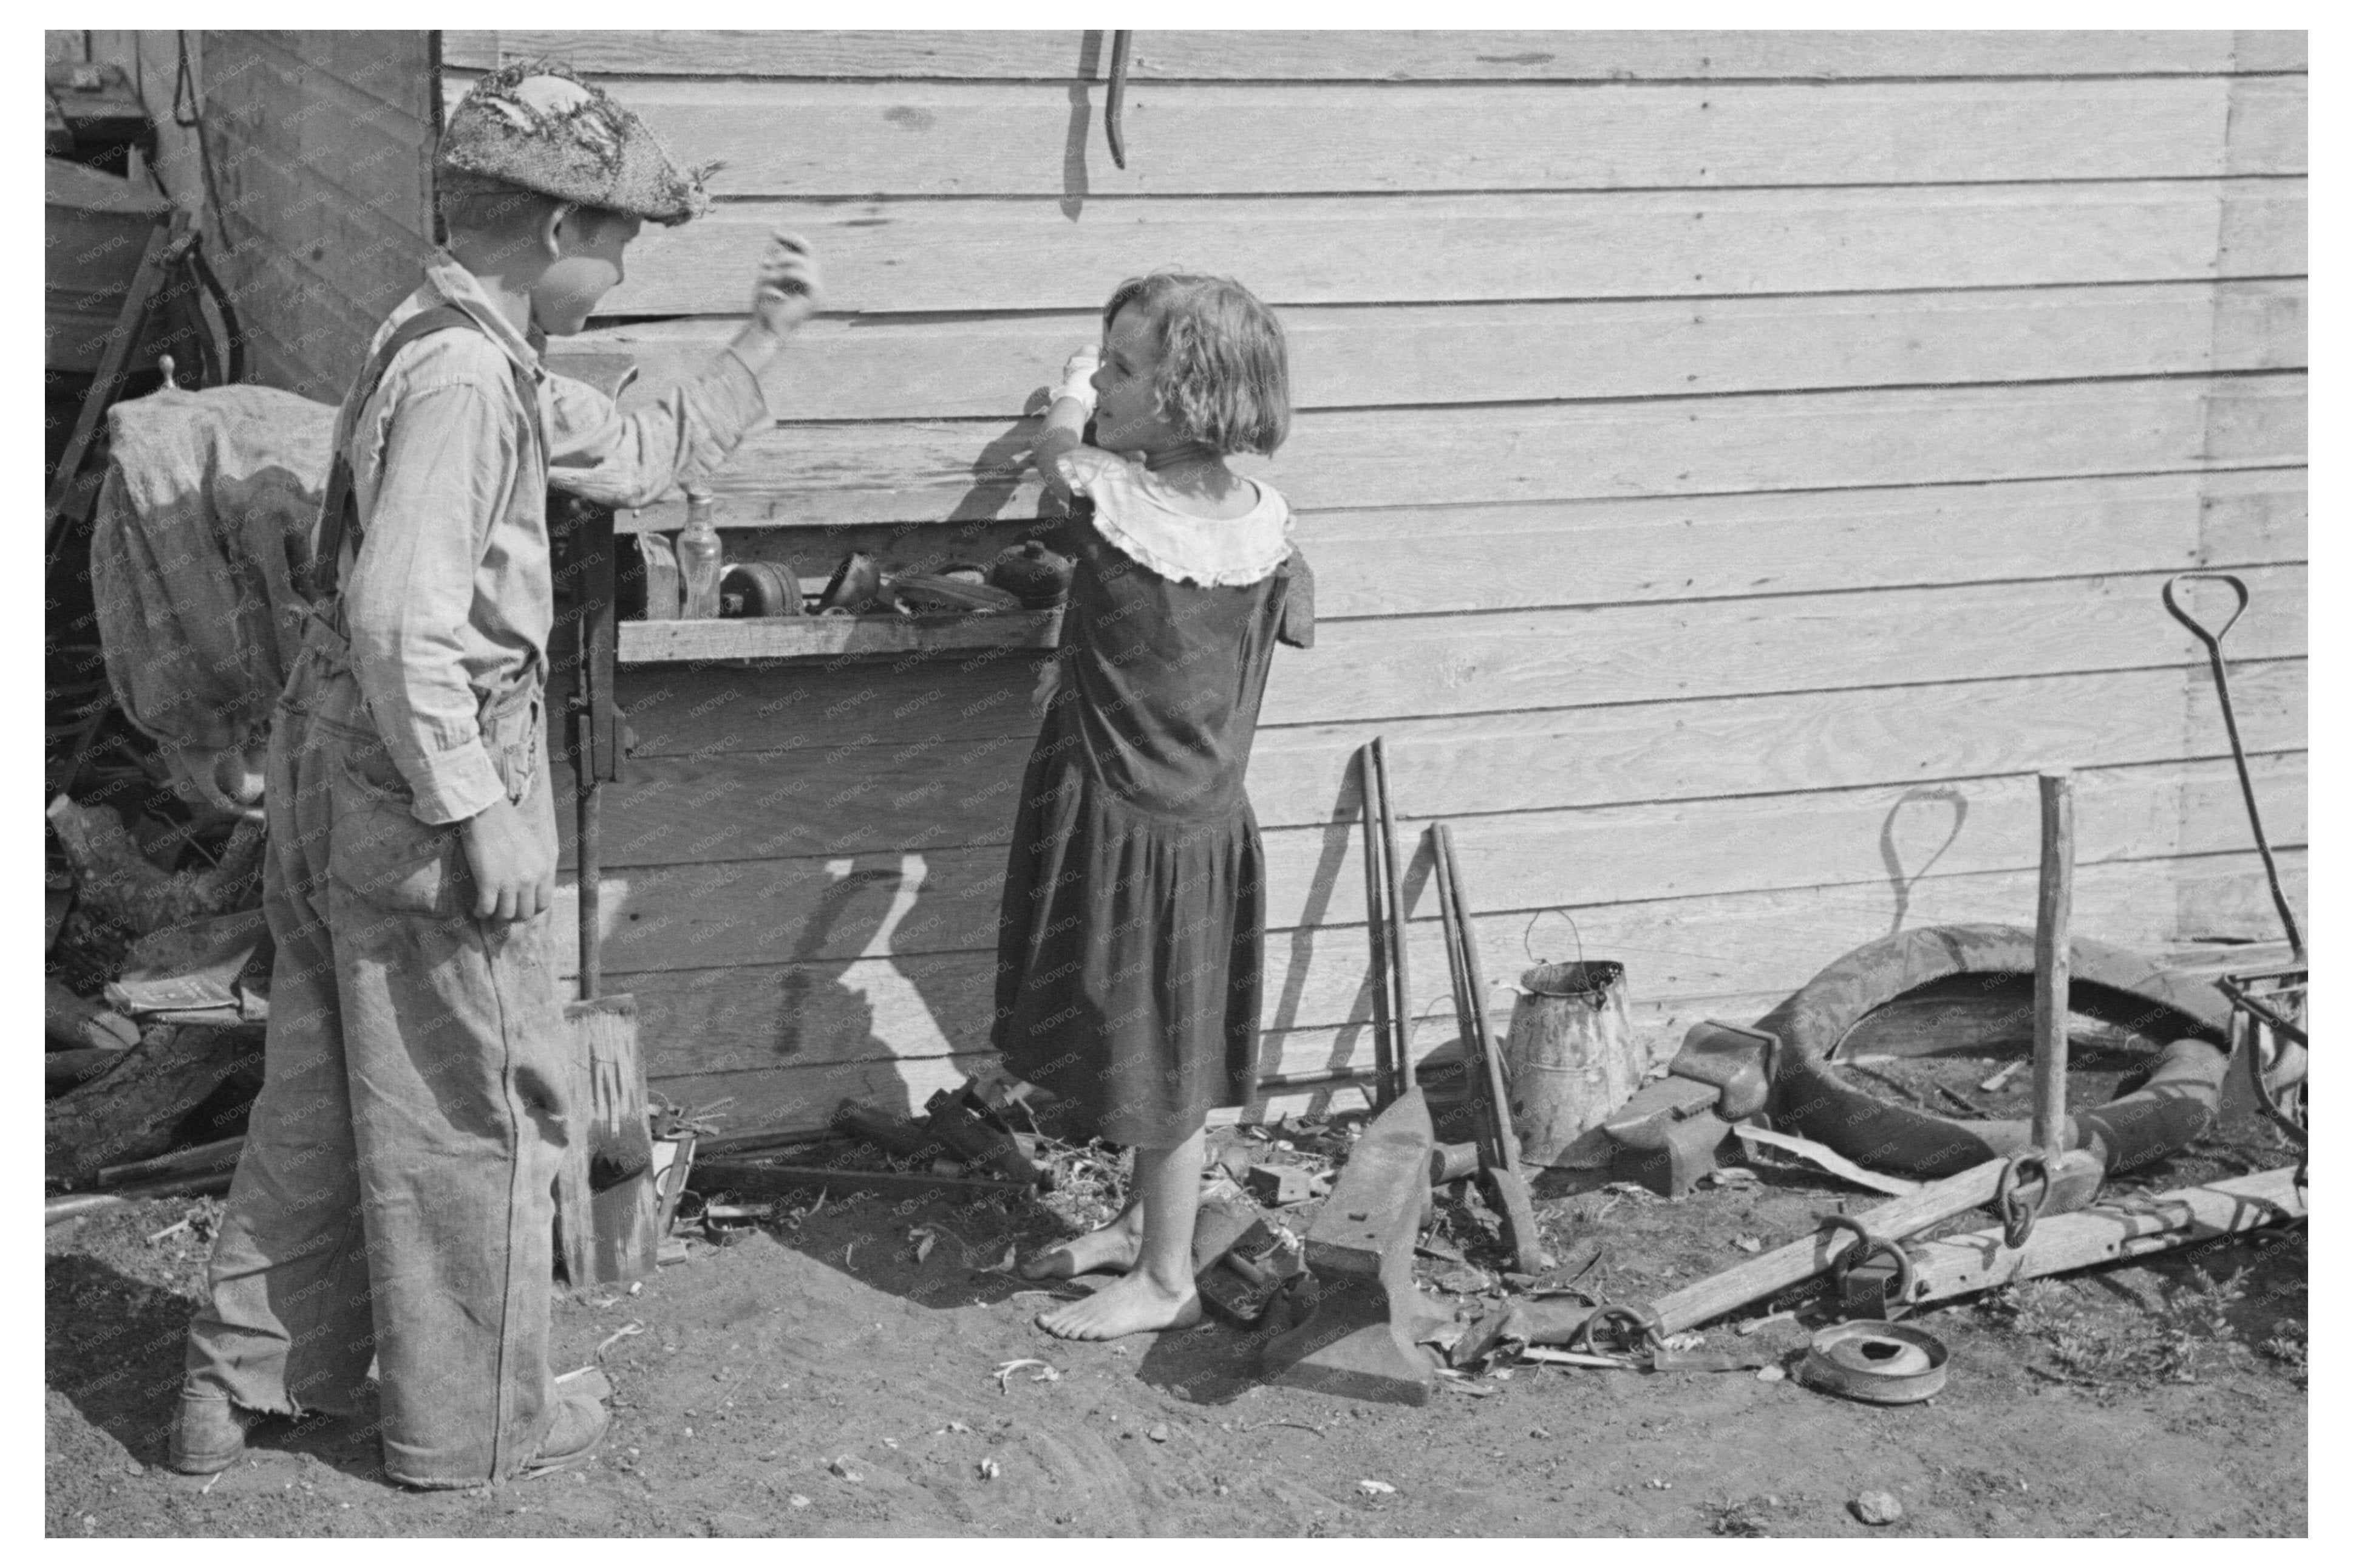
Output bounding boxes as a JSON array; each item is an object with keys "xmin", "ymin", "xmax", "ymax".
[
  {"xmin": 544, "ymin": 346, "xmax": 771, "ymax": 509},
  {"xmin": 342, "ymin": 383, "xmax": 516, "ymax": 826}
]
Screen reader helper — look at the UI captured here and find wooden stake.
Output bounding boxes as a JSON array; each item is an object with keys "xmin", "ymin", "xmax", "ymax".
[{"xmin": 2032, "ymin": 770, "xmax": 2075, "ymax": 1156}]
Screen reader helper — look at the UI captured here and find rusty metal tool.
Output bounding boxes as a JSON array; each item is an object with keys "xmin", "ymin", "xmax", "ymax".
[
  {"xmin": 1262, "ymin": 1086, "xmax": 1451, "ymax": 1405},
  {"xmin": 1355, "ymin": 744, "xmax": 1400, "ymax": 1111},
  {"xmin": 1429, "ymin": 822, "xmax": 1546, "ymax": 1275},
  {"xmin": 2162, "ymin": 573, "xmax": 2303, "ymax": 959},
  {"xmin": 1371, "ymin": 738, "xmax": 1414, "ymax": 1107}
]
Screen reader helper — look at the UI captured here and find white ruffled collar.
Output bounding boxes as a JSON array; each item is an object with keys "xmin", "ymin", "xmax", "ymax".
[{"xmin": 1055, "ymin": 448, "xmax": 1291, "ymax": 588}]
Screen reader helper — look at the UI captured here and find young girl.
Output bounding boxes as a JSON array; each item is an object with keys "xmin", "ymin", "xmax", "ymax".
[{"xmin": 995, "ymin": 272, "xmax": 1310, "ymax": 1340}]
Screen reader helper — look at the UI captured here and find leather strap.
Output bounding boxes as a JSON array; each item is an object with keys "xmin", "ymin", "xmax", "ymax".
[{"xmin": 310, "ymin": 302, "xmax": 546, "ymax": 602}]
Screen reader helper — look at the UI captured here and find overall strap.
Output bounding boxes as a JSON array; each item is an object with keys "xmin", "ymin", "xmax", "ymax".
[{"xmin": 312, "ymin": 302, "xmax": 542, "ymax": 602}]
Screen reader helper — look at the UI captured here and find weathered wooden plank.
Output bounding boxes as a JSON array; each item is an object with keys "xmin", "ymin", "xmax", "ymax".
[
  {"xmin": 468, "ymin": 78, "xmax": 2255, "ymax": 199},
  {"xmin": 440, "ymin": 31, "xmax": 2273, "ymax": 82},
  {"xmin": 602, "ymin": 562, "xmax": 2307, "ymax": 754},
  {"xmin": 561, "ymin": 660, "xmax": 2306, "ymax": 868},
  {"xmin": 554, "ymin": 282, "xmax": 2307, "ymax": 424},
  {"xmin": 228, "ymin": 30, "xmax": 437, "ymax": 119},
  {"xmin": 560, "ymin": 754, "xmax": 2305, "ymax": 979},
  {"xmin": 620, "ymin": 609, "xmax": 1057, "ymax": 666},
  {"xmin": 634, "ymin": 854, "xmax": 2307, "ymax": 1128},
  {"xmin": 2223, "ymin": 75, "xmax": 2307, "ymax": 176},
  {"xmin": 623, "ymin": 375, "xmax": 2307, "ymax": 530},
  {"xmin": 599, "ymin": 182, "xmax": 2304, "ymax": 318},
  {"xmin": 591, "ymin": 472, "xmax": 2303, "ymax": 705},
  {"xmin": 2230, "ymin": 32, "xmax": 2307, "ymax": 73},
  {"xmin": 1251, "ymin": 564, "xmax": 2306, "ymax": 729}
]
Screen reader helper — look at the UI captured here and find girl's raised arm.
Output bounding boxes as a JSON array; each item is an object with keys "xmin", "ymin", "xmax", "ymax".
[{"xmin": 1031, "ymin": 344, "xmax": 1100, "ymax": 500}]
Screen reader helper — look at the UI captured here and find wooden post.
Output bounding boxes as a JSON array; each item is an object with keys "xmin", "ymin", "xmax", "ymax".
[{"xmin": 2032, "ymin": 770, "xmax": 2075, "ymax": 1156}]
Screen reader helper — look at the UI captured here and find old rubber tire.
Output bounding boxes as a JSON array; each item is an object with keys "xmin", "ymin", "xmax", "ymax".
[{"xmin": 1755, "ymin": 924, "xmax": 2232, "ymax": 1178}]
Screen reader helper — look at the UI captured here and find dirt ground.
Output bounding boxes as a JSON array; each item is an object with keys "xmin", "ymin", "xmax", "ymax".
[{"xmin": 48, "ymin": 1048, "xmax": 2306, "ymax": 1538}]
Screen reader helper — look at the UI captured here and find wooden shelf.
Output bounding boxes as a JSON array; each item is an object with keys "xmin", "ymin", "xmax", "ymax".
[{"xmin": 617, "ymin": 608, "xmax": 1060, "ymax": 666}]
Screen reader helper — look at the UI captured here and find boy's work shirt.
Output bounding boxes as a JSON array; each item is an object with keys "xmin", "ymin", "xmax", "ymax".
[{"xmin": 338, "ymin": 250, "xmax": 771, "ymax": 825}]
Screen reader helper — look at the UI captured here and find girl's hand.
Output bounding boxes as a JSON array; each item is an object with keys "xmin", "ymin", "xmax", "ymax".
[
  {"xmin": 1054, "ymin": 345, "xmax": 1101, "ymax": 412},
  {"xmin": 750, "ymin": 231, "xmax": 823, "ymax": 336},
  {"xmin": 1030, "ymin": 655, "xmax": 1066, "ymax": 718}
]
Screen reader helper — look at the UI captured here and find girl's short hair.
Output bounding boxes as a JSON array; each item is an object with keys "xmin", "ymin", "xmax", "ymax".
[{"xmin": 1103, "ymin": 273, "xmax": 1290, "ymax": 457}]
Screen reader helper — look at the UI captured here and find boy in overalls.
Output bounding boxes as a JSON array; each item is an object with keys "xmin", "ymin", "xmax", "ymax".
[{"xmin": 169, "ymin": 61, "xmax": 822, "ymax": 1487}]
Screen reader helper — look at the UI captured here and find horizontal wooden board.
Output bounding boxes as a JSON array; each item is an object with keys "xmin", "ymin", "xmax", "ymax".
[
  {"xmin": 558, "ymin": 658, "xmax": 2305, "ymax": 867},
  {"xmin": 460, "ymin": 78, "xmax": 2274, "ymax": 199},
  {"xmin": 556, "ymin": 281, "xmax": 2308, "ymax": 423},
  {"xmin": 616, "ymin": 375, "xmax": 2307, "ymax": 530},
  {"xmin": 587, "ymin": 471, "xmax": 2303, "ymax": 683},
  {"xmin": 1250, "ymin": 563, "xmax": 2306, "ymax": 729},
  {"xmin": 595, "ymin": 562, "xmax": 2307, "ymax": 755},
  {"xmin": 441, "ymin": 31, "xmax": 2300, "ymax": 82},
  {"xmin": 560, "ymin": 754, "xmax": 2304, "ymax": 980},
  {"xmin": 610, "ymin": 827, "xmax": 2310, "ymax": 1085},
  {"xmin": 636, "ymin": 853, "xmax": 2307, "ymax": 1131},
  {"xmin": 619, "ymin": 608, "xmax": 1058, "ymax": 665},
  {"xmin": 599, "ymin": 181, "xmax": 2304, "ymax": 318}
]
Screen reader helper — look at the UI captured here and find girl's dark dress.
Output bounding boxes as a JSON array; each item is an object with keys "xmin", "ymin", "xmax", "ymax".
[{"xmin": 993, "ymin": 449, "xmax": 1311, "ymax": 1147}]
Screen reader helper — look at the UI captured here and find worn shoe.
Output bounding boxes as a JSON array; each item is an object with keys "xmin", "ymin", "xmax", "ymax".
[
  {"xmin": 168, "ymin": 1387, "xmax": 260, "ymax": 1475},
  {"xmin": 519, "ymin": 1368, "xmax": 613, "ymax": 1479}
]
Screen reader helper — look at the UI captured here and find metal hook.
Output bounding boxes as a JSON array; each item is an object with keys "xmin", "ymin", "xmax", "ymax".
[
  {"xmin": 2161, "ymin": 571, "xmax": 2249, "ymax": 653},
  {"xmin": 1105, "ymin": 30, "xmax": 1133, "ymax": 169}
]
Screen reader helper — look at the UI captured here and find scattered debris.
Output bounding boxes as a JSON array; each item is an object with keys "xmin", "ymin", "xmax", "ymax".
[
  {"xmin": 1245, "ymin": 1163, "xmax": 1315, "ymax": 1206},
  {"xmin": 828, "ymin": 1457, "xmax": 863, "ymax": 1482},
  {"xmin": 1980, "ymin": 1059, "xmax": 2028, "ymax": 1093},
  {"xmin": 1703, "ymin": 1166, "xmax": 1760, "ymax": 1189},
  {"xmin": 1357, "ymin": 1479, "xmax": 1396, "ymax": 1496},
  {"xmin": 787, "ymin": 1495, "xmax": 811, "ymax": 1508},
  {"xmin": 1851, "ymin": 1490, "xmax": 1904, "ymax": 1526},
  {"xmin": 1146, "ymin": 1423, "xmax": 1169, "ymax": 1443},
  {"xmin": 592, "ymin": 1321, "xmax": 645, "ymax": 1362},
  {"xmin": 1732, "ymin": 1235, "xmax": 1763, "ymax": 1253},
  {"xmin": 1755, "ymin": 1363, "xmax": 1787, "ymax": 1383},
  {"xmin": 977, "ymin": 1457, "xmax": 1000, "ymax": 1481},
  {"xmin": 992, "ymin": 1358, "xmax": 1061, "ymax": 1395}
]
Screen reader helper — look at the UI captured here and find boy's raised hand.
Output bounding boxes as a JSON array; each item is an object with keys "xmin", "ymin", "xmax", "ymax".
[{"xmin": 751, "ymin": 231, "xmax": 823, "ymax": 336}]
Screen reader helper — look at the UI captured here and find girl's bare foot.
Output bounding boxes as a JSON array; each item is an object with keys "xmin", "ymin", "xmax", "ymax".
[
  {"xmin": 1034, "ymin": 1269, "xmax": 1202, "ymax": 1340},
  {"xmin": 1019, "ymin": 1207, "xmax": 1142, "ymax": 1279}
]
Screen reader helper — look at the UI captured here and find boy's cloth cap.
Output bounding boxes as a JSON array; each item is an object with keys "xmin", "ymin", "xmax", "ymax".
[{"xmin": 437, "ymin": 59, "xmax": 713, "ymax": 225}]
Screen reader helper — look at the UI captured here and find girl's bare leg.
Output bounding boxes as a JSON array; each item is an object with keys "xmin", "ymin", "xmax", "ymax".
[
  {"xmin": 1019, "ymin": 1199, "xmax": 1142, "ymax": 1279},
  {"xmin": 1036, "ymin": 1127, "xmax": 1205, "ymax": 1340}
]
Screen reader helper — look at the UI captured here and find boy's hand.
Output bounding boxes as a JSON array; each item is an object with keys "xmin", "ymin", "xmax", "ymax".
[
  {"xmin": 1030, "ymin": 656, "xmax": 1066, "ymax": 718},
  {"xmin": 460, "ymin": 795, "xmax": 556, "ymax": 922},
  {"xmin": 750, "ymin": 231, "xmax": 823, "ymax": 336}
]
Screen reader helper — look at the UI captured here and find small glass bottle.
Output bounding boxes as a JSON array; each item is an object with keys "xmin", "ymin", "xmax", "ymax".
[{"xmin": 676, "ymin": 486, "xmax": 724, "ymax": 619}]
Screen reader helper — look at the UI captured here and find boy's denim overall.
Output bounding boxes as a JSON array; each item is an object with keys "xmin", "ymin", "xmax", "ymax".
[{"xmin": 180, "ymin": 612, "xmax": 574, "ymax": 1487}]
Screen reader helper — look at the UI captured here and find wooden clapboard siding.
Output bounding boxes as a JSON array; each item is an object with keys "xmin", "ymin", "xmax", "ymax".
[
  {"xmin": 561, "ymin": 753, "xmax": 2304, "ymax": 984},
  {"xmin": 442, "ymin": 31, "xmax": 2304, "ymax": 82},
  {"xmin": 639, "ymin": 853, "xmax": 2308, "ymax": 1133},
  {"xmin": 450, "ymin": 31, "xmax": 2302, "ymax": 1137},
  {"xmin": 200, "ymin": 30, "xmax": 438, "ymax": 398},
  {"xmin": 434, "ymin": 77, "xmax": 2298, "ymax": 198},
  {"xmin": 601, "ymin": 182, "xmax": 2303, "ymax": 318},
  {"xmin": 557, "ymin": 658, "xmax": 2304, "ymax": 871},
  {"xmin": 617, "ymin": 375, "xmax": 2304, "ymax": 531},
  {"xmin": 556, "ymin": 281, "xmax": 2307, "ymax": 422}
]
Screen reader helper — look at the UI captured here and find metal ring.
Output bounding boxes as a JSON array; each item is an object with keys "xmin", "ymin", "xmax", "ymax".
[
  {"xmin": 1995, "ymin": 1151, "xmax": 2051, "ymax": 1251},
  {"xmin": 1817, "ymin": 1215, "xmax": 1918, "ymax": 1303},
  {"xmin": 1573, "ymin": 1302, "xmax": 1665, "ymax": 1357}
]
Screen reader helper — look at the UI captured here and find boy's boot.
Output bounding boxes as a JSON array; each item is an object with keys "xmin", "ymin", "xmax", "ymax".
[
  {"xmin": 518, "ymin": 1368, "xmax": 613, "ymax": 1479},
  {"xmin": 168, "ymin": 1383, "xmax": 267, "ymax": 1474}
]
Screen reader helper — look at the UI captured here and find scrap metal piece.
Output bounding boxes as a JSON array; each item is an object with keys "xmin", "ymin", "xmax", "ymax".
[
  {"xmin": 1798, "ymin": 1321, "xmax": 1949, "ymax": 1405},
  {"xmin": 1262, "ymin": 1087, "xmax": 1447, "ymax": 1405}
]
